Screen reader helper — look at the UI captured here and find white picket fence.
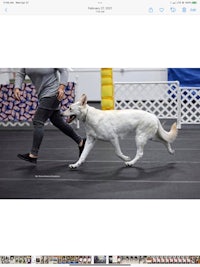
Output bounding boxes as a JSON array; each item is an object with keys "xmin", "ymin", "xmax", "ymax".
[
  {"xmin": 114, "ymin": 81, "xmax": 200, "ymax": 129},
  {"xmin": 180, "ymin": 87, "xmax": 200, "ymax": 125}
]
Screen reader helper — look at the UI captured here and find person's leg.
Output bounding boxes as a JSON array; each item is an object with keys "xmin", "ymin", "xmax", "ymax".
[
  {"xmin": 17, "ymin": 107, "xmax": 53, "ymax": 163},
  {"xmin": 30, "ymin": 107, "xmax": 53, "ymax": 157},
  {"xmin": 50, "ymin": 110, "xmax": 82, "ymax": 145}
]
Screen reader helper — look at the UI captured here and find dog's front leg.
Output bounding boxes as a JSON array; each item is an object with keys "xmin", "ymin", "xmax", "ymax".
[{"xmin": 69, "ymin": 136, "xmax": 96, "ymax": 169}]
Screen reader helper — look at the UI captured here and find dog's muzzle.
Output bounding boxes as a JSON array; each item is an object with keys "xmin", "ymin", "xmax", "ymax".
[{"xmin": 61, "ymin": 112, "xmax": 76, "ymax": 123}]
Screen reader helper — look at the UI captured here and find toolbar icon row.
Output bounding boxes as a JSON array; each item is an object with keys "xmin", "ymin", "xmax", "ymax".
[{"xmin": 148, "ymin": 7, "xmax": 197, "ymax": 13}]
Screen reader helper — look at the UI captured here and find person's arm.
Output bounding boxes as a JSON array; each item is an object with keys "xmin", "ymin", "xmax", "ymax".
[
  {"xmin": 56, "ymin": 68, "xmax": 69, "ymax": 101},
  {"xmin": 14, "ymin": 68, "xmax": 26, "ymax": 101}
]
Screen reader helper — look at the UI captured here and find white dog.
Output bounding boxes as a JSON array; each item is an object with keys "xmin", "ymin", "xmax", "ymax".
[{"xmin": 63, "ymin": 94, "xmax": 178, "ymax": 169}]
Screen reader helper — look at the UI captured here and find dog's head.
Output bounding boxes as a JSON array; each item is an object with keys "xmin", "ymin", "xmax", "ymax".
[{"xmin": 63, "ymin": 94, "xmax": 88, "ymax": 123}]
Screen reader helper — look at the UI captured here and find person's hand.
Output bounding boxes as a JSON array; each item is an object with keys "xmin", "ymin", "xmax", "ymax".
[
  {"xmin": 14, "ymin": 88, "xmax": 21, "ymax": 100},
  {"xmin": 57, "ymin": 84, "xmax": 65, "ymax": 101}
]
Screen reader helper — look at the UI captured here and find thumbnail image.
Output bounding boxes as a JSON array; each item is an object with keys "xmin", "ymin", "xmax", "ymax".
[{"xmin": 94, "ymin": 256, "xmax": 107, "ymax": 264}]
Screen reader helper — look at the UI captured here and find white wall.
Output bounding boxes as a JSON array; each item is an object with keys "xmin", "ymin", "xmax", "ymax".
[
  {"xmin": 69, "ymin": 68, "xmax": 168, "ymax": 101},
  {"xmin": 0, "ymin": 68, "xmax": 15, "ymax": 84},
  {"xmin": 68, "ymin": 68, "xmax": 101, "ymax": 101}
]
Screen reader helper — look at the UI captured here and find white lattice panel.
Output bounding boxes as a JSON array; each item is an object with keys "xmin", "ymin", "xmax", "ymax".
[
  {"xmin": 180, "ymin": 87, "xmax": 200, "ymax": 124},
  {"xmin": 114, "ymin": 81, "xmax": 181, "ymax": 127}
]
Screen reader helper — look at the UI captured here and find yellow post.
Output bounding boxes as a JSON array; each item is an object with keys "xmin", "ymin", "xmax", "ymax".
[{"xmin": 101, "ymin": 68, "xmax": 114, "ymax": 110}]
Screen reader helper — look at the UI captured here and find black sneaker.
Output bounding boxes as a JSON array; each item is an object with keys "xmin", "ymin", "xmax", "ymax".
[
  {"xmin": 17, "ymin": 153, "xmax": 37, "ymax": 164},
  {"xmin": 79, "ymin": 138, "xmax": 86, "ymax": 157}
]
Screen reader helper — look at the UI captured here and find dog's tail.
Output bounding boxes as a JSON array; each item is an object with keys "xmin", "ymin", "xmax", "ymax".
[{"xmin": 157, "ymin": 120, "xmax": 178, "ymax": 143}]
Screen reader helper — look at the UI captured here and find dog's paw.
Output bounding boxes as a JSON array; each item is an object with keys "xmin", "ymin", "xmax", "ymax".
[
  {"xmin": 167, "ymin": 144, "xmax": 175, "ymax": 155},
  {"xmin": 125, "ymin": 161, "xmax": 133, "ymax": 167},
  {"xmin": 69, "ymin": 164, "xmax": 78, "ymax": 169},
  {"xmin": 168, "ymin": 147, "xmax": 175, "ymax": 155}
]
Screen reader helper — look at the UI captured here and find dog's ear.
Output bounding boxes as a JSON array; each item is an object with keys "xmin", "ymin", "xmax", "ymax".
[{"xmin": 80, "ymin": 94, "xmax": 87, "ymax": 106}]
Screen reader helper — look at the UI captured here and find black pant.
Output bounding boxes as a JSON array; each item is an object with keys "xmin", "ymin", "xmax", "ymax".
[{"xmin": 31, "ymin": 96, "xmax": 82, "ymax": 156}]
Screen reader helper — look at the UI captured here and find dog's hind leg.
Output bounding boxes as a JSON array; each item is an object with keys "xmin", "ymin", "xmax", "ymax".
[
  {"xmin": 125, "ymin": 132, "xmax": 147, "ymax": 167},
  {"xmin": 152, "ymin": 136, "xmax": 175, "ymax": 154},
  {"xmin": 69, "ymin": 136, "xmax": 96, "ymax": 169},
  {"xmin": 110, "ymin": 137, "xmax": 131, "ymax": 161},
  {"xmin": 166, "ymin": 142, "xmax": 175, "ymax": 154}
]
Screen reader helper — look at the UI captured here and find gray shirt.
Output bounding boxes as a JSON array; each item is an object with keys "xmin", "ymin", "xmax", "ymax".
[{"xmin": 14, "ymin": 68, "xmax": 68, "ymax": 100}]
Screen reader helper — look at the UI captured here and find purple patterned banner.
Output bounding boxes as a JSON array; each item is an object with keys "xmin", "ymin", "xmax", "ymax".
[{"xmin": 0, "ymin": 82, "xmax": 75, "ymax": 123}]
